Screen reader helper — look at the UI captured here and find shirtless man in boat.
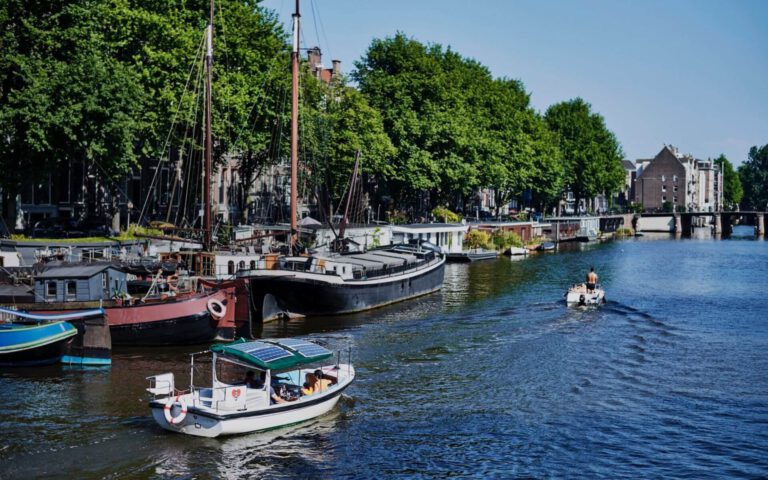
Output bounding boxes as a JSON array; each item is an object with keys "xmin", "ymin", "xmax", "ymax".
[{"xmin": 586, "ymin": 267, "xmax": 598, "ymax": 293}]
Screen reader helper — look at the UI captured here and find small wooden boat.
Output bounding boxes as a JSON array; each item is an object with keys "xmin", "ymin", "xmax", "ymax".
[
  {"xmin": 565, "ymin": 283, "xmax": 606, "ymax": 307},
  {"xmin": 147, "ymin": 338, "xmax": 354, "ymax": 438},
  {"xmin": 0, "ymin": 308, "xmax": 105, "ymax": 367}
]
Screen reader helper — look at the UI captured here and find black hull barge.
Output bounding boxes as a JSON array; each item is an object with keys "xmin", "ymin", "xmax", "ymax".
[{"xmin": 241, "ymin": 243, "xmax": 446, "ymax": 321}]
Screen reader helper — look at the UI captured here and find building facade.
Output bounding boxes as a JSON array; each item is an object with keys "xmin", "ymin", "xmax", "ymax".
[{"xmin": 634, "ymin": 145, "xmax": 722, "ymax": 212}]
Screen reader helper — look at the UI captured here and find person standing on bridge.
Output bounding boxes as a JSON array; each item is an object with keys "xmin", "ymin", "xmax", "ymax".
[{"xmin": 586, "ymin": 267, "xmax": 598, "ymax": 293}]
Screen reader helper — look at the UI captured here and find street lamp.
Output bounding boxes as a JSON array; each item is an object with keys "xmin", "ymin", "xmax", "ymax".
[{"xmin": 127, "ymin": 200, "xmax": 134, "ymax": 230}]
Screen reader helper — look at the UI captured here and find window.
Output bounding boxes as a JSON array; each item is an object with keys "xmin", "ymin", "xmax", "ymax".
[
  {"xmin": 673, "ymin": 175, "xmax": 678, "ymax": 182},
  {"xmin": 662, "ymin": 196, "xmax": 667, "ymax": 202},
  {"xmin": 250, "ymin": 260, "xmax": 256, "ymax": 270},
  {"xmin": 661, "ymin": 175, "xmax": 666, "ymax": 182},
  {"xmin": 238, "ymin": 261, "xmax": 245, "ymax": 270},
  {"xmin": 662, "ymin": 184, "xmax": 667, "ymax": 192},
  {"xmin": 101, "ymin": 273, "xmax": 107, "ymax": 289},
  {"xmin": 673, "ymin": 186, "xmax": 678, "ymax": 192},
  {"xmin": 66, "ymin": 281, "xmax": 77, "ymax": 298},
  {"xmin": 673, "ymin": 196, "xmax": 678, "ymax": 203},
  {"xmin": 47, "ymin": 282, "xmax": 57, "ymax": 298},
  {"xmin": 228, "ymin": 261, "xmax": 235, "ymax": 275}
]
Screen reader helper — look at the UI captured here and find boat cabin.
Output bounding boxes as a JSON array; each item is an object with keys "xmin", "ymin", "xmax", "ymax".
[
  {"xmin": 390, "ymin": 223, "xmax": 468, "ymax": 254},
  {"xmin": 34, "ymin": 263, "xmax": 127, "ymax": 303}
]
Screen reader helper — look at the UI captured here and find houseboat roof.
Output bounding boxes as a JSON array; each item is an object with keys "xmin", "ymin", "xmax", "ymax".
[
  {"xmin": 391, "ymin": 223, "xmax": 468, "ymax": 233},
  {"xmin": 36, "ymin": 263, "xmax": 119, "ymax": 279},
  {"xmin": 211, "ymin": 338, "xmax": 333, "ymax": 371}
]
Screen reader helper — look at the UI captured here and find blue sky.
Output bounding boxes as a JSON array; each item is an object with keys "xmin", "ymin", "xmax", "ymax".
[{"xmin": 261, "ymin": 0, "xmax": 767, "ymax": 166}]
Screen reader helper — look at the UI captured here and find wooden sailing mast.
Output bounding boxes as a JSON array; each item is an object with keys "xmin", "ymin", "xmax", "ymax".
[
  {"xmin": 289, "ymin": 0, "xmax": 300, "ymax": 254},
  {"xmin": 203, "ymin": 0, "xmax": 214, "ymax": 250}
]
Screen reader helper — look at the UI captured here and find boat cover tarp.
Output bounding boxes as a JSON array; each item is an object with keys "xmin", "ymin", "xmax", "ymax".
[
  {"xmin": 211, "ymin": 338, "xmax": 333, "ymax": 371},
  {"xmin": 355, "ymin": 251, "xmax": 416, "ymax": 266},
  {"xmin": 0, "ymin": 307, "xmax": 105, "ymax": 322}
]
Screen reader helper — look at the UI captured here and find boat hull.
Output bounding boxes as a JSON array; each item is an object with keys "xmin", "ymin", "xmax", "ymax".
[
  {"xmin": 149, "ymin": 365, "xmax": 355, "ymax": 438},
  {"xmin": 7, "ymin": 288, "xmax": 238, "ymax": 346},
  {"xmin": 565, "ymin": 286, "xmax": 605, "ymax": 306},
  {"xmin": 247, "ymin": 257, "xmax": 445, "ymax": 319},
  {"xmin": 446, "ymin": 250, "xmax": 499, "ymax": 262},
  {"xmin": 0, "ymin": 321, "xmax": 77, "ymax": 367}
]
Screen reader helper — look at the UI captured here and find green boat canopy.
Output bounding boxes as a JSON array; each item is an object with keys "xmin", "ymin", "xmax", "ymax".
[{"xmin": 211, "ymin": 338, "xmax": 333, "ymax": 371}]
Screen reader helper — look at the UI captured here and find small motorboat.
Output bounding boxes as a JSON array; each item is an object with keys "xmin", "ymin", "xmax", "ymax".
[
  {"xmin": 147, "ymin": 338, "xmax": 355, "ymax": 438},
  {"xmin": 0, "ymin": 321, "xmax": 76, "ymax": 367},
  {"xmin": 504, "ymin": 246, "xmax": 529, "ymax": 256},
  {"xmin": 0, "ymin": 308, "xmax": 107, "ymax": 367},
  {"xmin": 536, "ymin": 242, "xmax": 556, "ymax": 252},
  {"xmin": 565, "ymin": 283, "xmax": 606, "ymax": 307}
]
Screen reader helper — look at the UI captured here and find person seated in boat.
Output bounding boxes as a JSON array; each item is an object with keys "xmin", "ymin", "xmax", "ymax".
[
  {"xmin": 270, "ymin": 384, "xmax": 287, "ymax": 404},
  {"xmin": 301, "ymin": 373, "xmax": 317, "ymax": 396},
  {"xmin": 313, "ymin": 369, "xmax": 337, "ymax": 392},
  {"xmin": 586, "ymin": 267, "xmax": 598, "ymax": 293}
]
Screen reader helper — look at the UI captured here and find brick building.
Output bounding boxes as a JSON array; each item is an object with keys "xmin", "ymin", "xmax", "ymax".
[{"xmin": 634, "ymin": 145, "xmax": 722, "ymax": 212}]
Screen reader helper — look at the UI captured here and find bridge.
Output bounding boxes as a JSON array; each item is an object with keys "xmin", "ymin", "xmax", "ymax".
[{"xmin": 633, "ymin": 212, "xmax": 766, "ymax": 237}]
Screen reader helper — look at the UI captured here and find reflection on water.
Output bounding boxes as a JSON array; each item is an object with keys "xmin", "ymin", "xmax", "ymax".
[{"xmin": 2, "ymin": 235, "xmax": 768, "ymax": 478}]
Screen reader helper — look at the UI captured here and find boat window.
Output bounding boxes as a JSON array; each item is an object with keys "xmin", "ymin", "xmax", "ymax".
[
  {"xmin": 47, "ymin": 282, "xmax": 57, "ymax": 298},
  {"xmin": 66, "ymin": 281, "xmax": 76, "ymax": 298},
  {"xmin": 228, "ymin": 261, "xmax": 235, "ymax": 275},
  {"xmin": 239, "ymin": 261, "xmax": 245, "ymax": 270},
  {"xmin": 250, "ymin": 260, "xmax": 256, "ymax": 270},
  {"xmin": 102, "ymin": 272, "xmax": 107, "ymax": 289}
]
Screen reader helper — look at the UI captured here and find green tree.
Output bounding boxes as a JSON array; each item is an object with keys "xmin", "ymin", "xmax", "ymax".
[
  {"xmin": 355, "ymin": 33, "xmax": 564, "ymax": 216},
  {"xmin": 714, "ymin": 154, "xmax": 743, "ymax": 210},
  {"xmin": 301, "ymin": 76, "xmax": 395, "ymax": 219},
  {"xmin": 544, "ymin": 98, "xmax": 624, "ymax": 210},
  {"xmin": 0, "ymin": 1, "xmax": 142, "ymax": 227},
  {"xmin": 738, "ymin": 144, "xmax": 768, "ymax": 211}
]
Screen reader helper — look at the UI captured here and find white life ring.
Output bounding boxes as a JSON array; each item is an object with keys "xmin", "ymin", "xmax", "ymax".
[
  {"xmin": 207, "ymin": 298, "xmax": 227, "ymax": 319},
  {"xmin": 163, "ymin": 395, "xmax": 188, "ymax": 425}
]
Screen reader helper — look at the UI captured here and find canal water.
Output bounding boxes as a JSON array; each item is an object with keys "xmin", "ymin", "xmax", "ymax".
[{"xmin": 2, "ymin": 229, "xmax": 767, "ymax": 479}]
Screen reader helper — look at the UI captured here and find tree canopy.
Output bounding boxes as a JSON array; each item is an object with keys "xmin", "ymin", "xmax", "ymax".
[
  {"xmin": 354, "ymin": 32, "xmax": 563, "ymax": 215},
  {"xmin": 714, "ymin": 154, "xmax": 743, "ymax": 210},
  {"xmin": 544, "ymin": 98, "xmax": 625, "ymax": 208},
  {"xmin": 738, "ymin": 144, "xmax": 768, "ymax": 211}
]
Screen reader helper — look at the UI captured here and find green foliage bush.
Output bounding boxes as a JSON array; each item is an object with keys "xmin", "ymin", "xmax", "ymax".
[
  {"xmin": 431, "ymin": 206, "xmax": 461, "ymax": 223},
  {"xmin": 464, "ymin": 229, "xmax": 492, "ymax": 249},
  {"xmin": 491, "ymin": 230, "xmax": 523, "ymax": 249}
]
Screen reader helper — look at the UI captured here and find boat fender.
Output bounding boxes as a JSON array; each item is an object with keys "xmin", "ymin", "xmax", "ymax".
[
  {"xmin": 163, "ymin": 395, "xmax": 188, "ymax": 425},
  {"xmin": 207, "ymin": 298, "xmax": 227, "ymax": 319}
]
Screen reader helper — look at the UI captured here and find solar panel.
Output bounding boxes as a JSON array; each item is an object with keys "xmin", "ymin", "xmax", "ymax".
[
  {"xmin": 233, "ymin": 341, "xmax": 292, "ymax": 363},
  {"xmin": 275, "ymin": 338, "xmax": 332, "ymax": 358}
]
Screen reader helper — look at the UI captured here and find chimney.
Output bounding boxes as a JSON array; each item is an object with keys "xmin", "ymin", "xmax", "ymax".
[
  {"xmin": 332, "ymin": 59, "xmax": 341, "ymax": 76},
  {"xmin": 307, "ymin": 47, "xmax": 322, "ymax": 76}
]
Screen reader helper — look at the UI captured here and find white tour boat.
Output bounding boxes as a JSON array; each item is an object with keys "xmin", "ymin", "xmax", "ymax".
[
  {"xmin": 147, "ymin": 338, "xmax": 354, "ymax": 438},
  {"xmin": 565, "ymin": 283, "xmax": 606, "ymax": 307}
]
